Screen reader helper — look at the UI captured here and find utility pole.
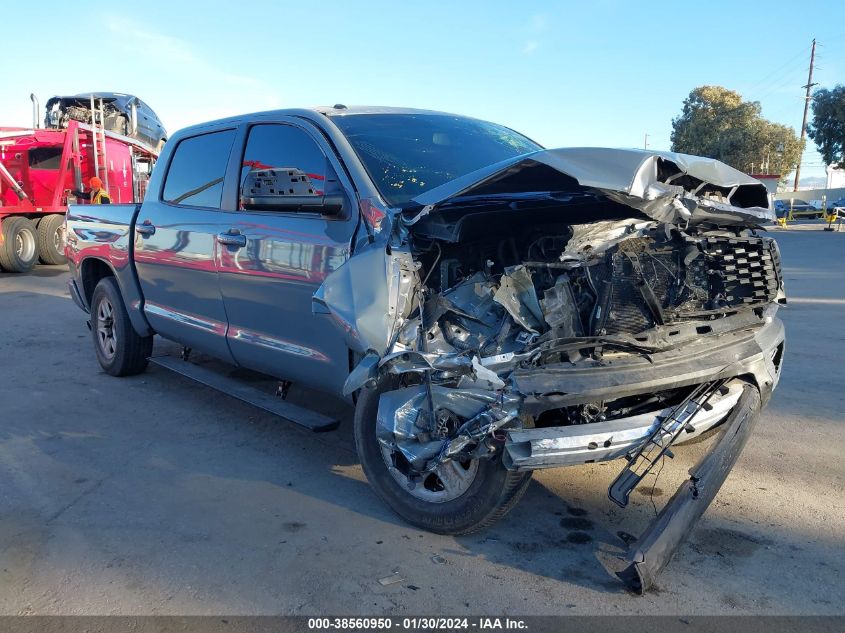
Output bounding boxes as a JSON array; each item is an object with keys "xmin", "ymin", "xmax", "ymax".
[{"xmin": 793, "ymin": 38, "xmax": 817, "ymax": 192}]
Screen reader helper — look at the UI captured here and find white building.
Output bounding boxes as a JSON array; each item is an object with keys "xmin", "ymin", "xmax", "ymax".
[{"xmin": 827, "ymin": 164, "xmax": 844, "ymax": 189}]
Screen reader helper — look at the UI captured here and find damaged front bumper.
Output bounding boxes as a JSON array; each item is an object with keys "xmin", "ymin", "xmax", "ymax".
[
  {"xmin": 500, "ymin": 316, "xmax": 781, "ymax": 594},
  {"xmin": 617, "ymin": 382, "xmax": 762, "ymax": 593},
  {"xmin": 503, "ymin": 314, "xmax": 784, "ymax": 471},
  {"xmin": 503, "ymin": 379, "xmax": 745, "ymax": 470}
]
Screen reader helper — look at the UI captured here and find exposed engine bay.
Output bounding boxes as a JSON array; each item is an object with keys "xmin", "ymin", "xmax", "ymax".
[{"xmin": 371, "ymin": 212, "xmax": 783, "ymax": 479}]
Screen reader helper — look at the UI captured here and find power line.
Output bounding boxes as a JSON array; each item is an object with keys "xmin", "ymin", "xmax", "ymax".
[
  {"xmin": 743, "ymin": 45, "xmax": 809, "ymax": 96},
  {"xmin": 750, "ymin": 64, "xmax": 811, "ymax": 104}
]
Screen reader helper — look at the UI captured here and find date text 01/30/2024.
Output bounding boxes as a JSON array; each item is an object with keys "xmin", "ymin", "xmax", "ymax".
[{"xmin": 307, "ymin": 617, "xmax": 528, "ymax": 630}]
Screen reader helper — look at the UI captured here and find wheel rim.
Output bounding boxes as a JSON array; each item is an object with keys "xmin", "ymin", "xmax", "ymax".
[
  {"xmin": 53, "ymin": 225, "xmax": 66, "ymax": 254},
  {"xmin": 96, "ymin": 298, "xmax": 118, "ymax": 360},
  {"xmin": 379, "ymin": 444, "xmax": 479, "ymax": 503},
  {"xmin": 14, "ymin": 228, "xmax": 36, "ymax": 262}
]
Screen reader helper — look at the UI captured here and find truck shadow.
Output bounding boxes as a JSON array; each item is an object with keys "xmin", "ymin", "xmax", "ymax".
[{"xmin": 0, "ymin": 264, "xmax": 69, "ymax": 279}]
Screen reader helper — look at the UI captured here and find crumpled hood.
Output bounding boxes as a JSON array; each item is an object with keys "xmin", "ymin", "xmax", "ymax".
[{"xmin": 407, "ymin": 148, "xmax": 773, "ymax": 226}]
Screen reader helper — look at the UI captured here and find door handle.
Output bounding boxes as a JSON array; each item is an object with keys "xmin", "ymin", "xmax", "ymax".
[
  {"xmin": 136, "ymin": 221, "xmax": 156, "ymax": 236},
  {"xmin": 216, "ymin": 230, "xmax": 247, "ymax": 248}
]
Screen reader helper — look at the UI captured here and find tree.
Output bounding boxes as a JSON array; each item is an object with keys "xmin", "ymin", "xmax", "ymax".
[
  {"xmin": 807, "ymin": 86, "xmax": 845, "ymax": 166},
  {"xmin": 670, "ymin": 86, "xmax": 803, "ymax": 180}
]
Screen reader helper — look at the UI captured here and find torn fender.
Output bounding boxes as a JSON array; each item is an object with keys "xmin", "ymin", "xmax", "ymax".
[{"xmin": 313, "ymin": 242, "xmax": 419, "ymax": 357}]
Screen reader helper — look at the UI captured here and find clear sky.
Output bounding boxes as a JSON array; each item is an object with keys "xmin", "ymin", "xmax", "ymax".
[{"xmin": 2, "ymin": 0, "xmax": 843, "ymax": 183}]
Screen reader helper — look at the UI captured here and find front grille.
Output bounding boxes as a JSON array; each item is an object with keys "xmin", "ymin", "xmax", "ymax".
[
  {"xmin": 703, "ymin": 236, "xmax": 781, "ymax": 306},
  {"xmin": 599, "ymin": 235, "xmax": 781, "ymax": 335}
]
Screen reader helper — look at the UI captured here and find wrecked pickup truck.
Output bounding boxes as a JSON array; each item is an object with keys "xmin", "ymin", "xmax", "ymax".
[{"xmin": 66, "ymin": 107, "xmax": 785, "ymax": 592}]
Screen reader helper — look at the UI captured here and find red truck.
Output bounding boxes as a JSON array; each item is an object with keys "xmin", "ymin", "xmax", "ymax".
[{"xmin": 0, "ymin": 93, "xmax": 162, "ymax": 272}]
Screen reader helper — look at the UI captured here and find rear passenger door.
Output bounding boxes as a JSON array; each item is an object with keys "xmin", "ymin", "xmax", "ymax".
[
  {"xmin": 134, "ymin": 128, "xmax": 236, "ymax": 362},
  {"xmin": 217, "ymin": 121, "xmax": 359, "ymax": 393}
]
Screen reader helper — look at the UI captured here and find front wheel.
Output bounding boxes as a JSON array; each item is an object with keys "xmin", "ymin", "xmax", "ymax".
[
  {"xmin": 91, "ymin": 277, "xmax": 153, "ymax": 376},
  {"xmin": 353, "ymin": 378, "xmax": 532, "ymax": 535}
]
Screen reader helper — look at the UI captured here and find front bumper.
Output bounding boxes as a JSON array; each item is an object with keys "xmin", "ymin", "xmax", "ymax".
[
  {"xmin": 512, "ymin": 316, "xmax": 784, "ymax": 412},
  {"xmin": 503, "ymin": 316, "xmax": 783, "ymax": 471},
  {"xmin": 504, "ymin": 380, "xmax": 744, "ymax": 470},
  {"xmin": 618, "ymin": 383, "xmax": 762, "ymax": 593}
]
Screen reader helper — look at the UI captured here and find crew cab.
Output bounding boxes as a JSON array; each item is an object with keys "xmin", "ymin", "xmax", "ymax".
[{"xmin": 66, "ymin": 107, "xmax": 786, "ymax": 592}]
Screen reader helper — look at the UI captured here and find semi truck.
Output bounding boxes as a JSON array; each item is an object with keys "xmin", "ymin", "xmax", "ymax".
[{"xmin": 0, "ymin": 93, "xmax": 163, "ymax": 272}]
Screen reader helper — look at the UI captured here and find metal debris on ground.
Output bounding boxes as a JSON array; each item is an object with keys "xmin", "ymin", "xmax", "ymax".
[{"xmin": 377, "ymin": 573, "xmax": 404, "ymax": 586}]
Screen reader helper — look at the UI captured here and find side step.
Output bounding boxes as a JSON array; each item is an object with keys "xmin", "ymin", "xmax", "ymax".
[{"xmin": 149, "ymin": 355, "xmax": 341, "ymax": 432}]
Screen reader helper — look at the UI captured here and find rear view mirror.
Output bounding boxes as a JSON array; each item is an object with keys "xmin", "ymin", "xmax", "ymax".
[{"xmin": 241, "ymin": 167, "xmax": 343, "ymax": 215}]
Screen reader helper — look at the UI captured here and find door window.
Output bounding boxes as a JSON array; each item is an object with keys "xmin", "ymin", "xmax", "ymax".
[
  {"xmin": 239, "ymin": 124, "xmax": 335, "ymax": 211},
  {"xmin": 162, "ymin": 129, "xmax": 236, "ymax": 208}
]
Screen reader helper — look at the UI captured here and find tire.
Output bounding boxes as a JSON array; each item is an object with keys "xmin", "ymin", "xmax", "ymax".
[
  {"xmin": 90, "ymin": 277, "xmax": 153, "ymax": 376},
  {"xmin": 36, "ymin": 214, "xmax": 67, "ymax": 265},
  {"xmin": 0, "ymin": 217, "xmax": 38, "ymax": 273},
  {"xmin": 353, "ymin": 377, "xmax": 532, "ymax": 535}
]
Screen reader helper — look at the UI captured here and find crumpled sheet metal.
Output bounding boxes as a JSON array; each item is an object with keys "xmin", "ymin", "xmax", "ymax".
[
  {"xmin": 408, "ymin": 147, "xmax": 771, "ymax": 227},
  {"xmin": 601, "ymin": 188, "xmax": 773, "ymax": 225},
  {"xmin": 540, "ymin": 275, "xmax": 583, "ymax": 338},
  {"xmin": 561, "ymin": 219, "xmax": 646, "ymax": 260},
  {"xmin": 436, "ymin": 272, "xmax": 500, "ymax": 326},
  {"xmin": 314, "ymin": 244, "xmax": 418, "ymax": 356},
  {"xmin": 493, "ymin": 265, "xmax": 545, "ymax": 333},
  {"xmin": 342, "ymin": 351, "xmax": 381, "ymax": 396},
  {"xmin": 380, "ymin": 350, "xmax": 474, "ymax": 375},
  {"xmin": 534, "ymin": 149, "xmax": 767, "ymax": 204}
]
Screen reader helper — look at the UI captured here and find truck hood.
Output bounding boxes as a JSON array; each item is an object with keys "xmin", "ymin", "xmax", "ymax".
[{"xmin": 405, "ymin": 147, "xmax": 773, "ymax": 226}]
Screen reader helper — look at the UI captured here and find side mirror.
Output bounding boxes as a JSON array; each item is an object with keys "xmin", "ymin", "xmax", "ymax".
[{"xmin": 241, "ymin": 167, "xmax": 343, "ymax": 215}]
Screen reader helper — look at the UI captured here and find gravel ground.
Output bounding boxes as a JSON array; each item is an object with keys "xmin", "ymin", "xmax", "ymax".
[{"xmin": 0, "ymin": 230, "xmax": 842, "ymax": 615}]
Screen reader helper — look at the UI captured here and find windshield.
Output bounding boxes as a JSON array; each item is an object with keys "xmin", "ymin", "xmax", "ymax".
[{"xmin": 330, "ymin": 113, "xmax": 542, "ymax": 206}]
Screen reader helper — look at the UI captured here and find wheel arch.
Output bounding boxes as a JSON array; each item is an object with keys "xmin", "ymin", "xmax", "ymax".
[{"xmin": 79, "ymin": 256, "xmax": 154, "ymax": 337}]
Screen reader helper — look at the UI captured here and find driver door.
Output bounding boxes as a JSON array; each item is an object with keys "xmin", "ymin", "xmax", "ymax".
[{"xmin": 216, "ymin": 121, "xmax": 359, "ymax": 393}]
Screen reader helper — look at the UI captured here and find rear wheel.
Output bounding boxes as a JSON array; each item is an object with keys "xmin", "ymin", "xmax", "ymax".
[
  {"xmin": 36, "ymin": 214, "xmax": 67, "ymax": 265},
  {"xmin": 353, "ymin": 377, "xmax": 532, "ymax": 535},
  {"xmin": 91, "ymin": 277, "xmax": 153, "ymax": 376},
  {"xmin": 0, "ymin": 217, "xmax": 38, "ymax": 273}
]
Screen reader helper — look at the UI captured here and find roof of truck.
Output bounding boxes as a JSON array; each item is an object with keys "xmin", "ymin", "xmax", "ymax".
[{"xmin": 170, "ymin": 106, "xmax": 476, "ymax": 138}]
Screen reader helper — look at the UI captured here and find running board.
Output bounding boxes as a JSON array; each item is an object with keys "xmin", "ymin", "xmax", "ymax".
[{"xmin": 149, "ymin": 355, "xmax": 341, "ymax": 432}]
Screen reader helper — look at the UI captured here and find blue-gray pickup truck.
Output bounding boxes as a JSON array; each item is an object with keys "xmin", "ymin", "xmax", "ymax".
[{"xmin": 66, "ymin": 106, "xmax": 785, "ymax": 592}]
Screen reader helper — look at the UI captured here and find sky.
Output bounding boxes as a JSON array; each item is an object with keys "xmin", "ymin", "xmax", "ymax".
[{"xmin": 2, "ymin": 0, "xmax": 843, "ymax": 184}]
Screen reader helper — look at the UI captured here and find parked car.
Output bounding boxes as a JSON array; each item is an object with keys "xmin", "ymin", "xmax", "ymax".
[
  {"xmin": 773, "ymin": 198, "xmax": 812, "ymax": 216},
  {"xmin": 65, "ymin": 107, "xmax": 785, "ymax": 593},
  {"xmin": 829, "ymin": 197, "xmax": 845, "ymax": 212}
]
